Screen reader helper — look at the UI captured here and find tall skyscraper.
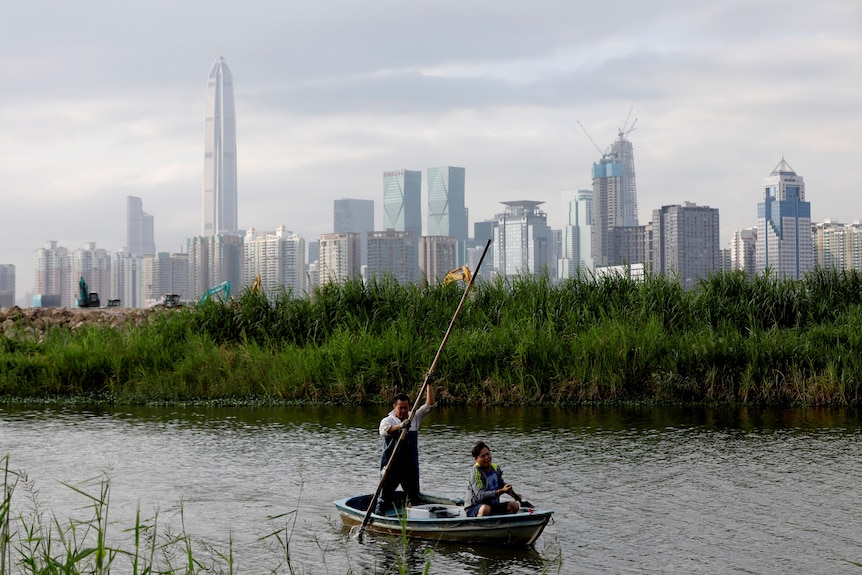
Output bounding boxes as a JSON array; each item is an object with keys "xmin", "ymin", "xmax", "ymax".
[
  {"xmin": 756, "ymin": 158, "xmax": 813, "ymax": 279},
  {"xmin": 609, "ymin": 130, "xmax": 639, "ymax": 228},
  {"xmin": 426, "ymin": 167, "xmax": 467, "ymax": 241},
  {"xmin": 591, "ymin": 129, "xmax": 640, "ymax": 268},
  {"xmin": 493, "ymin": 201, "xmax": 552, "ymax": 278},
  {"xmin": 334, "ymin": 198, "xmax": 374, "ymax": 266},
  {"xmin": 383, "ymin": 170, "xmax": 421, "ymax": 237},
  {"xmin": 203, "ymin": 56, "xmax": 238, "ymax": 236},
  {"xmin": 648, "ymin": 202, "xmax": 720, "ymax": 290},
  {"xmin": 127, "ymin": 196, "xmax": 155, "ymax": 257},
  {"xmin": 559, "ymin": 189, "xmax": 593, "ymax": 278}
]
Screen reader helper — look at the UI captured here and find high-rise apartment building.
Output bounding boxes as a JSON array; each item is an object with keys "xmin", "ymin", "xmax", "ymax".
[
  {"xmin": 188, "ymin": 235, "xmax": 243, "ymax": 299},
  {"xmin": 318, "ymin": 232, "xmax": 362, "ymax": 285},
  {"xmin": 730, "ymin": 228, "xmax": 758, "ymax": 278},
  {"xmin": 244, "ymin": 227, "xmax": 306, "ymax": 297},
  {"xmin": 383, "ymin": 169, "xmax": 421, "ymax": 237},
  {"xmin": 334, "ymin": 198, "xmax": 374, "ymax": 267},
  {"xmin": 367, "ymin": 230, "xmax": 419, "ymax": 285},
  {"xmin": 648, "ymin": 202, "xmax": 720, "ymax": 290},
  {"xmin": 559, "ymin": 189, "xmax": 593, "ymax": 279},
  {"xmin": 141, "ymin": 252, "xmax": 190, "ymax": 306},
  {"xmin": 419, "ymin": 236, "xmax": 458, "ymax": 285},
  {"xmin": 0, "ymin": 264, "xmax": 15, "ymax": 307},
  {"xmin": 493, "ymin": 201, "xmax": 552, "ymax": 278},
  {"xmin": 70, "ymin": 243, "xmax": 111, "ymax": 308},
  {"xmin": 127, "ymin": 196, "xmax": 155, "ymax": 257},
  {"xmin": 756, "ymin": 158, "xmax": 813, "ymax": 279},
  {"xmin": 111, "ymin": 252, "xmax": 141, "ymax": 308},
  {"xmin": 203, "ymin": 56, "xmax": 238, "ymax": 236},
  {"xmin": 34, "ymin": 241, "xmax": 69, "ymax": 307}
]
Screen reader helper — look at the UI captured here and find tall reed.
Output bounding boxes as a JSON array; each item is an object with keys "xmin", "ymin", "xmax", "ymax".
[{"xmin": 2, "ymin": 270, "xmax": 862, "ymax": 405}]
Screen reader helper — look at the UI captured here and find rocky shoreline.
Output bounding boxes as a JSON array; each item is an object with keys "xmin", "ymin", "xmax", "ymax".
[{"xmin": 0, "ymin": 306, "xmax": 180, "ymax": 342}]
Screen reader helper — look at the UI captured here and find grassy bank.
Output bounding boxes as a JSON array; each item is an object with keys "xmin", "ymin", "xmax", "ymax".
[{"xmin": 2, "ymin": 269, "xmax": 862, "ymax": 406}]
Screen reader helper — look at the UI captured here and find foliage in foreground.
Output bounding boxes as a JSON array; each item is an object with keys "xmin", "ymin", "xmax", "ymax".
[{"xmin": 2, "ymin": 268, "xmax": 862, "ymax": 406}]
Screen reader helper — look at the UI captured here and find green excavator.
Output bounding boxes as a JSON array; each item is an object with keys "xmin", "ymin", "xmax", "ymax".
[{"xmin": 77, "ymin": 277, "xmax": 101, "ymax": 308}]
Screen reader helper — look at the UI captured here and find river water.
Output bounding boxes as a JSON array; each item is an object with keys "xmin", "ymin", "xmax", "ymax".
[{"xmin": 1, "ymin": 404, "xmax": 861, "ymax": 574}]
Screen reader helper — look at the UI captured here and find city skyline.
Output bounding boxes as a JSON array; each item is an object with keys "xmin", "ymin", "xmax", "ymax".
[{"xmin": 2, "ymin": 1, "xmax": 861, "ymax": 302}]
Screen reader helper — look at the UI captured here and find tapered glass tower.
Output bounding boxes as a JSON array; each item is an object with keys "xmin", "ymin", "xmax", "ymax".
[{"xmin": 203, "ymin": 56, "xmax": 238, "ymax": 236}]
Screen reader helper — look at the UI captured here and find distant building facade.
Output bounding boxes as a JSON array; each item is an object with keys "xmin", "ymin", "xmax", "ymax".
[
  {"xmin": 127, "ymin": 196, "xmax": 155, "ymax": 257},
  {"xmin": 419, "ymin": 235, "xmax": 458, "ymax": 285},
  {"xmin": 188, "ymin": 234, "xmax": 243, "ymax": 299},
  {"xmin": 0, "ymin": 264, "xmax": 14, "ymax": 307},
  {"xmin": 648, "ymin": 202, "xmax": 720, "ymax": 289},
  {"xmin": 493, "ymin": 201, "xmax": 552, "ymax": 278},
  {"xmin": 559, "ymin": 189, "xmax": 593, "ymax": 279},
  {"xmin": 70, "ymin": 243, "xmax": 111, "ymax": 308},
  {"xmin": 756, "ymin": 158, "xmax": 813, "ymax": 279},
  {"xmin": 367, "ymin": 230, "xmax": 419, "ymax": 285},
  {"xmin": 34, "ymin": 241, "xmax": 69, "ymax": 307},
  {"xmin": 730, "ymin": 228, "xmax": 758, "ymax": 278},
  {"xmin": 244, "ymin": 227, "xmax": 306, "ymax": 297},
  {"xmin": 111, "ymin": 251, "xmax": 142, "ymax": 308},
  {"xmin": 318, "ymin": 232, "xmax": 362, "ymax": 285},
  {"xmin": 383, "ymin": 169, "xmax": 421, "ymax": 237},
  {"xmin": 334, "ymin": 198, "xmax": 374, "ymax": 267}
]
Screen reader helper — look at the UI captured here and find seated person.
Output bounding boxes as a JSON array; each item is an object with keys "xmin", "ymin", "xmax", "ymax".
[{"xmin": 465, "ymin": 441, "xmax": 522, "ymax": 517}]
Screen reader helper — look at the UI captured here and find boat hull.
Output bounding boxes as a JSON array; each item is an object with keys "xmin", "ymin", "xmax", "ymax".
[{"xmin": 333, "ymin": 493, "xmax": 553, "ymax": 546}]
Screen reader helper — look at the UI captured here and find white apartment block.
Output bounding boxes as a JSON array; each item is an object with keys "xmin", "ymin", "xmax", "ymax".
[
  {"xmin": 730, "ymin": 228, "xmax": 757, "ymax": 278},
  {"xmin": 34, "ymin": 241, "xmax": 69, "ymax": 307},
  {"xmin": 111, "ymin": 251, "xmax": 142, "ymax": 308},
  {"xmin": 69, "ymin": 243, "xmax": 111, "ymax": 308},
  {"xmin": 244, "ymin": 226, "xmax": 306, "ymax": 297},
  {"xmin": 493, "ymin": 201, "xmax": 552, "ymax": 278},
  {"xmin": 318, "ymin": 232, "xmax": 361, "ymax": 285}
]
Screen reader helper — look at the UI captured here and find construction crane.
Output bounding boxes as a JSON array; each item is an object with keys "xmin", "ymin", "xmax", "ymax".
[
  {"xmin": 618, "ymin": 106, "xmax": 638, "ymax": 139},
  {"xmin": 576, "ymin": 120, "xmax": 606, "ymax": 156}
]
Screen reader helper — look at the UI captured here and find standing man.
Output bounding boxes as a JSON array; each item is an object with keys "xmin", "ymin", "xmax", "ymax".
[{"xmin": 374, "ymin": 384, "xmax": 435, "ymax": 515}]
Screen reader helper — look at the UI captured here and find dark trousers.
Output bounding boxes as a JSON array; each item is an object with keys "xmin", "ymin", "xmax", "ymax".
[{"xmin": 375, "ymin": 460, "xmax": 420, "ymax": 513}]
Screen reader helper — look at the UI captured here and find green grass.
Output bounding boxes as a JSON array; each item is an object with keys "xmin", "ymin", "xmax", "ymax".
[{"xmin": 3, "ymin": 269, "xmax": 862, "ymax": 406}]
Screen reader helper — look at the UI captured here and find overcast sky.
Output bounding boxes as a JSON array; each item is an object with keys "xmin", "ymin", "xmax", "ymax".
[{"xmin": 2, "ymin": 0, "xmax": 861, "ymax": 303}]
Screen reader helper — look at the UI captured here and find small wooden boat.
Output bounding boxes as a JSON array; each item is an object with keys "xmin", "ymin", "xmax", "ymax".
[{"xmin": 333, "ymin": 492, "xmax": 553, "ymax": 545}]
